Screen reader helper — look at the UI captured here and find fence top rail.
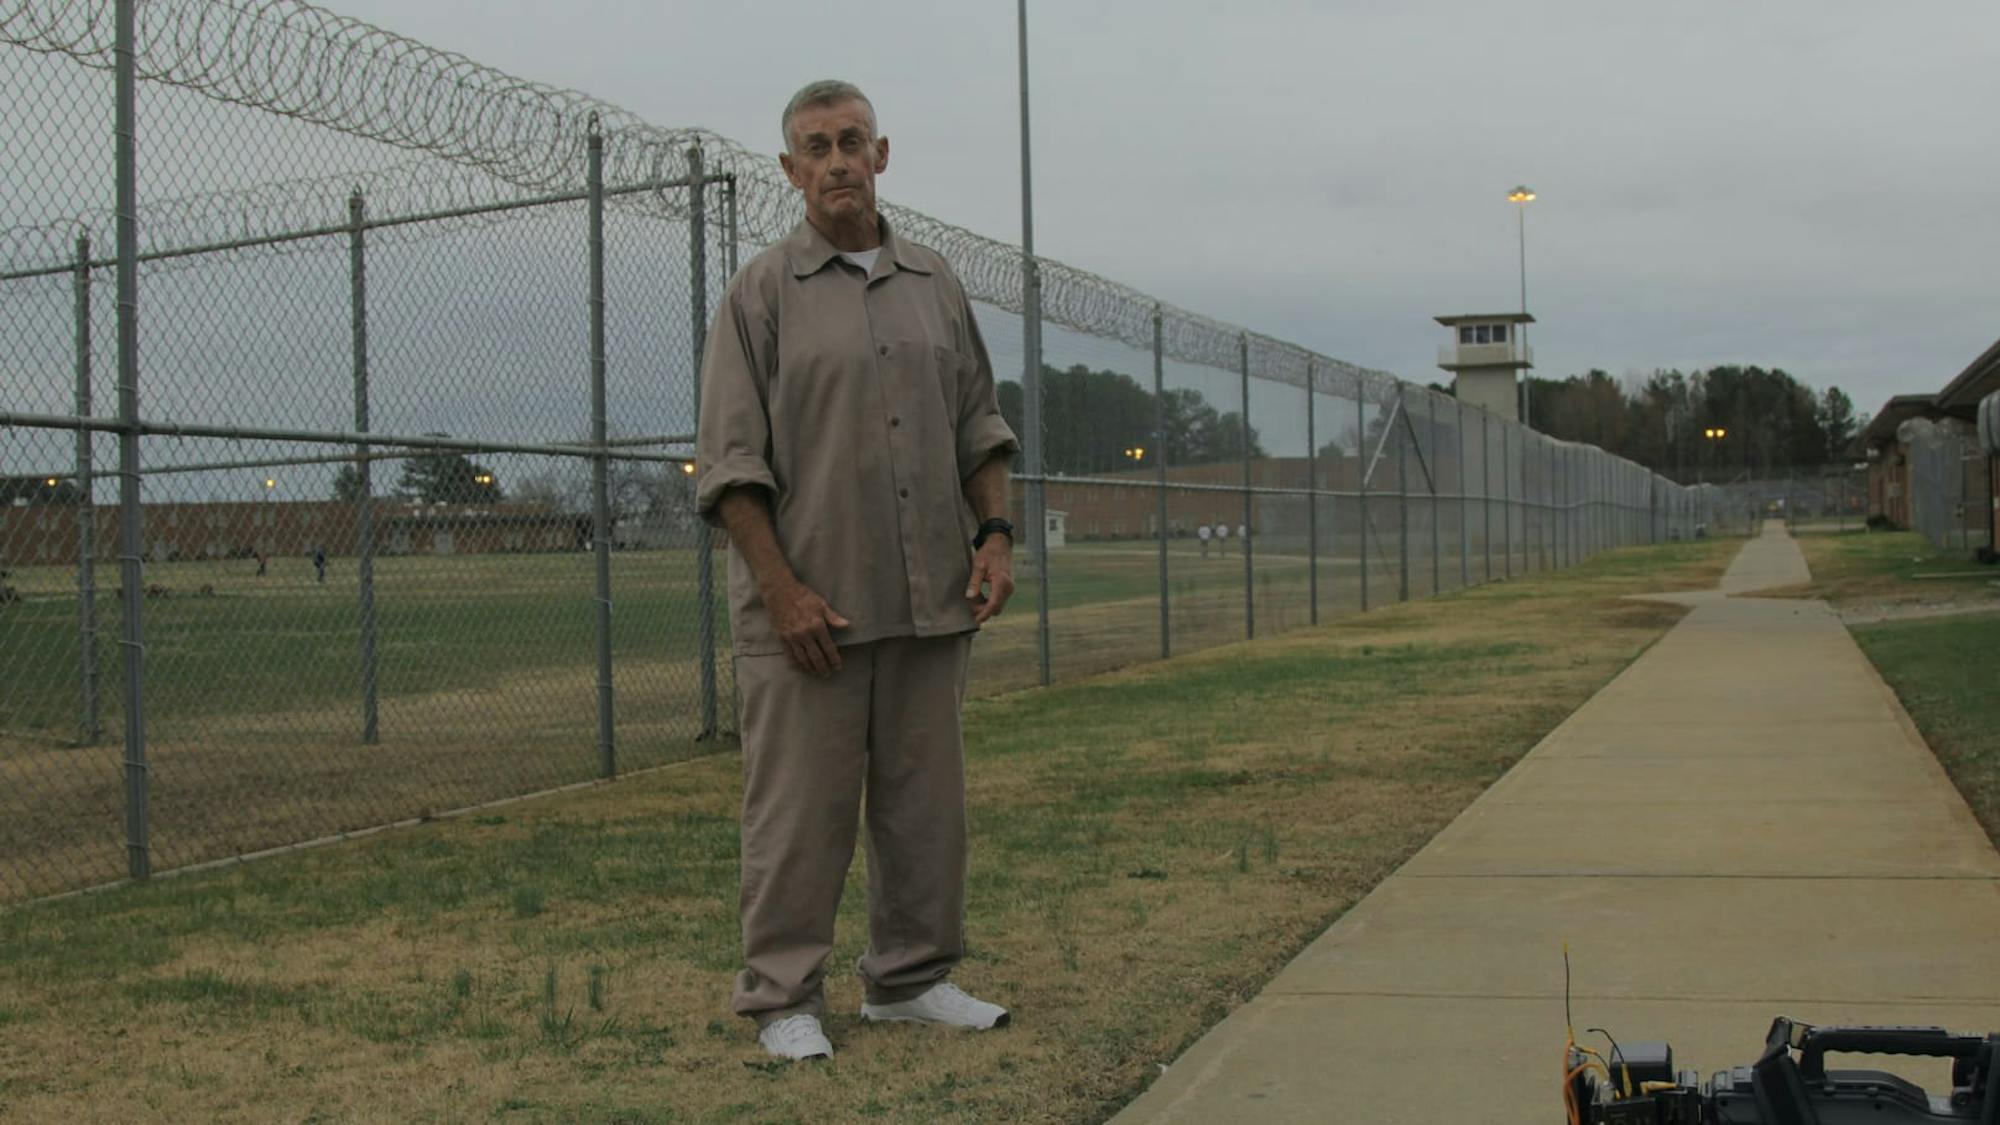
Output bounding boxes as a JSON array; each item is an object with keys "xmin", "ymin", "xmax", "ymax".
[
  {"xmin": 0, "ymin": 173, "xmax": 726, "ymax": 283},
  {"xmin": 0, "ymin": 410, "xmax": 694, "ymax": 465}
]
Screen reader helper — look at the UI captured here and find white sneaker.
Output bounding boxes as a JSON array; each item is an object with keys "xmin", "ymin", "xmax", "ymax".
[
  {"xmin": 860, "ymin": 982, "xmax": 1009, "ymax": 1029},
  {"xmin": 757, "ymin": 1013, "xmax": 832, "ymax": 1061}
]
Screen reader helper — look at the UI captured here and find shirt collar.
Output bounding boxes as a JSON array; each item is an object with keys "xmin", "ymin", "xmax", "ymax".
[{"xmin": 786, "ymin": 214, "xmax": 932, "ymax": 280}]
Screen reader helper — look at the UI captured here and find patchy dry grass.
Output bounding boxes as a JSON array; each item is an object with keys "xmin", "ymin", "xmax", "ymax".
[
  {"xmin": 0, "ymin": 537, "xmax": 1737, "ymax": 1124},
  {"xmin": 1774, "ymin": 530, "xmax": 2000, "ymax": 618}
]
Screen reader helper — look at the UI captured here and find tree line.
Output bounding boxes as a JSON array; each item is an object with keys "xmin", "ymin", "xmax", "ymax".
[
  {"xmin": 996, "ymin": 365, "xmax": 1264, "ymax": 475},
  {"xmin": 1514, "ymin": 366, "xmax": 1863, "ymax": 482}
]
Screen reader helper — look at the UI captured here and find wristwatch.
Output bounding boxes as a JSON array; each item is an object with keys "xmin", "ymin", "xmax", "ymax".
[{"xmin": 972, "ymin": 517, "xmax": 1014, "ymax": 549}]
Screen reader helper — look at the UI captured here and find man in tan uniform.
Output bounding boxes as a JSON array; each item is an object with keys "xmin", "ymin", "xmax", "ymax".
[{"xmin": 694, "ymin": 79, "xmax": 1020, "ymax": 1062}]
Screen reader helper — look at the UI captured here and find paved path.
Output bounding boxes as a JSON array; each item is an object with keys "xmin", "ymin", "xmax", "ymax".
[{"xmin": 1113, "ymin": 524, "xmax": 2000, "ymax": 1123}]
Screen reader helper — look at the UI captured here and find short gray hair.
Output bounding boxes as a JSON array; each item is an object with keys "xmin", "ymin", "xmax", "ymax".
[{"xmin": 780, "ymin": 79, "xmax": 877, "ymax": 153}]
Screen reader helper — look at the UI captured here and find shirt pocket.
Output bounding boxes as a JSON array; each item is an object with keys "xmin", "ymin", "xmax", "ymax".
[{"xmin": 931, "ymin": 343, "xmax": 975, "ymax": 412}]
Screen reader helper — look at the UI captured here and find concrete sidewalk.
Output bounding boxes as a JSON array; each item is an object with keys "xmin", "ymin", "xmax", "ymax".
[{"xmin": 1113, "ymin": 524, "xmax": 2000, "ymax": 1123}]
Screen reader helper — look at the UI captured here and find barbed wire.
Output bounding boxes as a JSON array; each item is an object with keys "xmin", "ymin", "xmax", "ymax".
[{"xmin": 0, "ymin": 0, "xmax": 1404, "ymax": 399}]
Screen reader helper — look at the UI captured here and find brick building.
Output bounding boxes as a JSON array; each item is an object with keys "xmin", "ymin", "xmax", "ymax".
[
  {"xmin": 1013, "ymin": 453, "xmax": 1368, "ymax": 543},
  {"xmin": 1860, "ymin": 394, "xmax": 1939, "ymax": 529},
  {"xmin": 1862, "ymin": 335, "xmax": 2000, "ymax": 553}
]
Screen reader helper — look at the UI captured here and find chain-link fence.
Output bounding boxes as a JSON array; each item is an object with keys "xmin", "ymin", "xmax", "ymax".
[
  {"xmin": 0, "ymin": 0, "xmax": 1732, "ymax": 903},
  {"xmin": 1900, "ymin": 419, "xmax": 1995, "ymax": 554},
  {"xmin": 1678, "ymin": 466, "xmax": 1870, "ymax": 532}
]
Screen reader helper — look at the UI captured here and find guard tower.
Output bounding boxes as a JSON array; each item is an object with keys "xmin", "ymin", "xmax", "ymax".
[{"xmin": 1436, "ymin": 312, "xmax": 1534, "ymax": 423}]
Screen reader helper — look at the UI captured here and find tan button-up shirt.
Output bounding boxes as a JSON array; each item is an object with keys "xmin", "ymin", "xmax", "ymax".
[{"xmin": 695, "ymin": 218, "xmax": 1020, "ymax": 656}]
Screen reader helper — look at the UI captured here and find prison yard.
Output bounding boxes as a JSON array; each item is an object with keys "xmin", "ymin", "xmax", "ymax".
[
  {"xmin": 0, "ymin": 528, "xmax": 1522, "ymax": 901},
  {"xmin": 0, "ymin": 536, "xmax": 1748, "ymax": 1123},
  {"xmin": 5, "ymin": 0, "xmax": 1998, "ymax": 1119}
]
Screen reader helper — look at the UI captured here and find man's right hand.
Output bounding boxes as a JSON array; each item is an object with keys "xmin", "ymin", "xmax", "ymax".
[{"xmin": 765, "ymin": 578, "xmax": 851, "ymax": 677}]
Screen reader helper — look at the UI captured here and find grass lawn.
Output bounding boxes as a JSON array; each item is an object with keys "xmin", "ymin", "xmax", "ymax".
[{"xmin": 0, "ymin": 536, "xmax": 1737, "ymax": 1123}]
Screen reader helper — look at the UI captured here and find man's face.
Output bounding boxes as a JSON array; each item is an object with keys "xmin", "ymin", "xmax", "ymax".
[{"xmin": 780, "ymin": 98, "xmax": 889, "ymax": 231}]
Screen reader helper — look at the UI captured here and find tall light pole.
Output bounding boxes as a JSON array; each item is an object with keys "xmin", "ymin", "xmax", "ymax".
[
  {"xmin": 1019, "ymin": 0, "xmax": 1050, "ymax": 686},
  {"xmin": 1508, "ymin": 185, "xmax": 1535, "ymax": 426}
]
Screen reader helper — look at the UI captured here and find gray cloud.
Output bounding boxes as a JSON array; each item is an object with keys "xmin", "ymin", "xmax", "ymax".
[{"xmin": 219, "ymin": 0, "xmax": 2000, "ymax": 414}]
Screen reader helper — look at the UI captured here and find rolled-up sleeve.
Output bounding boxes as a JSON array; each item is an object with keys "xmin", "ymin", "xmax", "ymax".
[
  {"xmin": 953, "ymin": 295, "xmax": 1021, "ymax": 482},
  {"xmin": 695, "ymin": 282, "xmax": 778, "ymax": 525}
]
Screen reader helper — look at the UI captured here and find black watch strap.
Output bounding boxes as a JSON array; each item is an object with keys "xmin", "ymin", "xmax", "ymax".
[{"xmin": 973, "ymin": 517, "xmax": 1014, "ymax": 549}]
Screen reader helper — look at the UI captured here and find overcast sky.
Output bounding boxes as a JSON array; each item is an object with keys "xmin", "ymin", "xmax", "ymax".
[{"xmin": 321, "ymin": 0, "xmax": 2000, "ymax": 416}]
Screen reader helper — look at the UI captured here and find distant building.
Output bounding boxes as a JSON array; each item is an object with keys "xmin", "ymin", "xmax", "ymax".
[
  {"xmin": 1860, "ymin": 335, "xmax": 2000, "ymax": 554},
  {"xmin": 0, "ymin": 499, "xmax": 575, "ymax": 567},
  {"xmin": 1859, "ymin": 394, "xmax": 1940, "ymax": 529}
]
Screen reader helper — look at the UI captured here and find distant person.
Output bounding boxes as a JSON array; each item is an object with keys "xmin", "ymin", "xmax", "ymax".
[
  {"xmin": 1197, "ymin": 523, "xmax": 1212, "ymax": 558},
  {"xmin": 312, "ymin": 546, "xmax": 326, "ymax": 584},
  {"xmin": 254, "ymin": 549, "xmax": 266, "ymax": 577},
  {"xmin": 695, "ymin": 79, "xmax": 1018, "ymax": 1063}
]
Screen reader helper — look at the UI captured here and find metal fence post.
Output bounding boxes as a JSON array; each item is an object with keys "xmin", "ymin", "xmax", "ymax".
[
  {"xmin": 1428, "ymin": 393, "xmax": 1440, "ymax": 594},
  {"xmin": 114, "ymin": 0, "xmax": 149, "ymax": 880},
  {"xmin": 1023, "ymin": 288, "xmax": 1048, "ymax": 684},
  {"xmin": 1502, "ymin": 424, "xmax": 1513, "ymax": 578},
  {"xmin": 1153, "ymin": 306, "xmax": 1169, "ymax": 658},
  {"xmin": 1563, "ymin": 444, "xmax": 1572, "ymax": 563},
  {"xmin": 349, "ymin": 191, "xmax": 378, "ymax": 745},
  {"xmin": 1649, "ymin": 472, "xmax": 1658, "ymax": 544},
  {"xmin": 1542, "ymin": 438, "xmax": 1553, "ymax": 571},
  {"xmin": 1457, "ymin": 398, "xmax": 1469, "ymax": 590},
  {"xmin": 1358, "ymin": 385, "xmax": 1370, "ymax": 611},
  {"xmin": 1588, "ymin": 451, "xmax": 1597, "ymax": 556},
  {"xmin": 1603, "ymin": 454, "xmax": 1611, "ymax": 553},
  {"xmin": 590, "ymin": 121, "xmax": 618, "ymax": 773},
  {"xmin": 723, "ymin": 173, "xmax": 742, "ymax": 736},
  {"xmin": 1543, "ymin": 437, "xmax": 1552, "ymax": 570},
  {"xmin": 73, "ymin": 234, "xmax": 100, "ymax": 746},
  {"xmin": 724, "ymin": 174, "xmax": 739, "ymax": 278},
  {"xmin": 1560, "ymin": 445, "xmax": 1570, "ymax": 567},
  {"xmin": 1559, "ymin": 445, "xmax": 1568, "ymax": 566},
  {"xmin": 1239, "ymin": 333, "xmax": 1254, "ymax": 639},
  {"xmin": 1397, "ymin": 384, "xmax": 1410, "ymax": 602},
  {"xmin": 1482, "ymin": 410, "xmax": 1492, "ymax": 582},
  {"xmin": 1552, "ymin": 440, "xmax": 1568, "ymax": 560},
  {"xmin": 1306, "ymin": 362, "xmax": 1318, "ymax": 624},
  {"xmin": 688, "ymin": 142, "xmax": 717, "ymax": 739}
]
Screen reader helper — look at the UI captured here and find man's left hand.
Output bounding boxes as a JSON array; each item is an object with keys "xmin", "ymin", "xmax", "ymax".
[{"xmin": 966, "ymin": 538, "xmax": 1015, "ymax": 624}]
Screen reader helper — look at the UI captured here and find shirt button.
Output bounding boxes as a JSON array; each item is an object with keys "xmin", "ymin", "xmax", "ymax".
[
  {"xmin": 878, "ymin": 344, "xmax": 889, "ymax": 356},
  {"xmin": 890, "ymin": 416, "xmax": 902, "ymax": 427},
  {"xmin": 899, "ymin": 488, "xmax": 910, "ymax": 499}
]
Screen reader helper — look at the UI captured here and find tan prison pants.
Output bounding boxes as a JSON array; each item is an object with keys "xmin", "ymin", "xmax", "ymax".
[{"xmin": 731, "ymin": 633, "xmax": 972, "ymax": 1024}]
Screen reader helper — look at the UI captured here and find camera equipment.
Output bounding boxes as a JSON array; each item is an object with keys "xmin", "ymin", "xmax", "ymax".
[{"xmin": 1566, "ymin": 1016, "xmax": 2000, "ymax": 1124}]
